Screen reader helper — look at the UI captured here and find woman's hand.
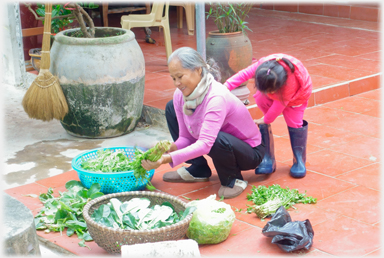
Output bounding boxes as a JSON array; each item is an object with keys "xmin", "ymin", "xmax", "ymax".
[
  {"xmin": 141, "ymin": 154, "xmax": 172, "ymax": 171},
  {"xmin": 165, "ymin": 143, "xmax": 178, "ymax": 154},
  {"xmin": 254, "ymin": 117, "xmax": 265, "ymax": 125},
  {"xmin": 141, "ymin": 158, "xmax": 162, "ymax": 171}
]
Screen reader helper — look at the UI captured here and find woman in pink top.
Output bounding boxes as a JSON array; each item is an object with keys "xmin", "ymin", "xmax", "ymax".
[
  {"xmin": 141, "ymin": 47, "xmax": 265, "ymax": 199},
  {"xmin": 224, "ymin": 53, "xmax": 312, "ymax": 178}
]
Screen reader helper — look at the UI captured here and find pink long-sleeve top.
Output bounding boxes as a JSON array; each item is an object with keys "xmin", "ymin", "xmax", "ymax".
[
  {"xmin": 224, "ymin": 53, "xmax": 312, "ymax": 124},
  {"xmin": 169, "ymin": 80, "xmax": 262, "ymax": 167}
]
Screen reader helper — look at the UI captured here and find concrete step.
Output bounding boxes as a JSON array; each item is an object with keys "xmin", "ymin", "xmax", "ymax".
[{"xmin": 4, "ymin": 193, "xmax": 41, "ymax": 256}]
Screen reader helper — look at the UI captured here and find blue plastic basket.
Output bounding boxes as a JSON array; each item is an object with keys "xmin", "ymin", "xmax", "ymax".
[{"xmin": 71, "ymin": 146, "xmax": 155, "ymax": 194}]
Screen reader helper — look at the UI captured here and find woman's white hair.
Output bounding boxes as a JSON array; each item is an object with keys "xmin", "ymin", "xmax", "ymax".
[{"xmin": 168, "ymin": 47, "xmax": 221, "ymax": 82}]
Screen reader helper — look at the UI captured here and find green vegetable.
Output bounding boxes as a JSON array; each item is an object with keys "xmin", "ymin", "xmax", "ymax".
[
  {"xmin": 80, "ymin": 141, "xmax": 172, "ymax": 191},
  {"xmin": 186, "ymin": 195, "xmax": 235, "ymax": 244},
  {"xmin": 91, "ymin": 197, "xmax": 196, "ymax": 230},
  {"xmin": 80, "ymin": 149, "xmax": 133, "ymax": 173},
  {"xmin": 33, "ymin": 180, "xmax": 104, "ymax": 249},
  {"xmin": 128, "ymin": 140, "xmax": 172, "ymax": 190},
  {"xmin": 246, "ymin": 184, "xmax": 317, "ymax": 219}
]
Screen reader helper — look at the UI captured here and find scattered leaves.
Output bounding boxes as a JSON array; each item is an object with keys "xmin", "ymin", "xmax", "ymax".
[{"xmin": 246, "ymin": 184, "xmax": 317, "ymax": 219}]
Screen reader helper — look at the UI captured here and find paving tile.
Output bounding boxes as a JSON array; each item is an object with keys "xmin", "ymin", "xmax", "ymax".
[
  {"xmin": 361, "ymin": 104, "xmax": 380, "ymax": 117},
  {"xmin": 143, "ymin": 88, "xmax": 174, "ymax": 103},
  {"xmin": 144, "ymin": 75, "xmax": 175, "ymax": 91},
  {"xmin": 198, "ymin": 226, "xmax": 288, "ymax": 256},
  {"xmin": 265, "ymin": 170, "xmax": 355, "ymax": 201},
  {"xmin": 286, "ymin": 204, "xmax": 340, "ymax": 226},
  {"xmin": 316, "ymin": 185, "xmax": 380, "ymax": 224},
  {"xmin": 145, "ymin": 98, "xmax": 173, "ymax": 110},
  {"xmin": 305, "ymin": 249, "xmax": 336, "ymax": 256},
  {"xmin": 35, "ymin": 169, "xmax": 79, "ymax": 188},
  {"xmin": 365, "ymin": 249, "xmax": 382, "ymax": 256},
  {"xmin": 270, "ymin": 115, "xmax": 290, "ymax": 137},
  {"xmin": 46, "ymin": 233, "xmax": 109, "ymax": 256},
  {"xmin": 311, "ymin": 54, "xmax": 380, "ymax": 72},
  {"xmin": 274, "ymin": 136, "xmax": 324, "ymax": 163},
  {"xmin": 356, "ymin": 51, "xmax": 381, "ymax": 61},
  {"xmin": 336, "ymin": 162, "xmax": 380, "ymax": 191},
  {"xmin": 326, "ymin": 113, "xmax": 380, "ymax": 138},
  {"xmin": 304, "ymin": 105, "xmax": 361, "ymax": 126},
  {"xmin": 4, "ymin": 183, "xmax": 47, "ymax": 211},
  {"xmin": 313, "ymin": 215, "xmax": 381, "ymax": 256},
  {"xmin": 357, "ymin": 88, "xmax": 381, "ymax": 100},
  {"xmin": 349, "ymin": 74, "xmax": 381, "ymax": 95},
  {"xmin": 306, "ymin": 64, "xmax": 374, "ymax": 81},
  {"xmin": 306, "ymin": 123, "xmax": 363, "ymax": 148},
  {"xmin": 310, "ymin": 74, "xmax": 343, "ymax": 89},
  {"xmin": 322, "ymin": 95, "xmax": 379, "ymax": 114},
  {"xmin": 144, "ymin": 71, "xmax": 168, "ymax": 81},
  {"xmin": 303, "ymin": 149, "xmax": 374, "ymax": 177},
  {"xmin": 314, "ymin": 83, "xmax": 350, "ymax": 104},
  {"xmin": 330, "ymin": 135, "xmax": 380, "ymax": 162}
]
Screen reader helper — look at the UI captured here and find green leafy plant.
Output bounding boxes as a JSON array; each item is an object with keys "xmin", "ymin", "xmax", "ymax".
[
  {"xmin": 128, "ymin": 140, "xmax": 172, "ymax": 190},
  {"xmin": 206, "ymin": 2, "xmax": 252, "ymax": 33},
  {"xmin": 246, "ymin": 184, "xmax": 317, "ymax": 219},
  {"xmin": 80, "ymin": 149, "xmax": 133, "ymax": 173},
  {"xmin": 33, "ymin": 180, "xmax": 104, "ymax": 249},
  {"xmin": 91, "ymin": 197, "xmax": 196, "ymax": 230},
  {"xmin": 35, "ymin": 4, "xmax": 74, "ymax": 35},
  {"xmin": 80, "ymin": 140, "xmax": 172, "ymax": 191},
  {"xmin": 25, "ymin": 2, "xmax": 99, "ymax": 38}
]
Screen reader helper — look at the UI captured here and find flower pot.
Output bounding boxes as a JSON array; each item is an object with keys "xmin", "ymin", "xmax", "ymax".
[
  {"xmin": 206, "ymin": 31, "xmax": 252, "ymax": 104},
  {"xmin": 50, "ymin": 27, "xmax": 145, "ymax": 138},
  {"xmin": 28, "ymin": 48, "xmax": 42, "ymax": 72}
]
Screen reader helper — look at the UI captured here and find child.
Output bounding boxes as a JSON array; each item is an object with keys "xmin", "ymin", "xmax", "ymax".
[{"xmin": 224, "ymin": 53, "xmax": 312, "ymax": 178}]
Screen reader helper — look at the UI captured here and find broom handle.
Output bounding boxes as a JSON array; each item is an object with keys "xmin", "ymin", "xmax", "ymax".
[{"xmin": 40, "ymin": 3, "xmax": 52, "ymax": 71}]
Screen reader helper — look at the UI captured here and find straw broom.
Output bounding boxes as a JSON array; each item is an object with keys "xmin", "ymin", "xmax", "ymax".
[{"xmin": 22, "ymin": 3, "xmax": 68, "ymax": 121}]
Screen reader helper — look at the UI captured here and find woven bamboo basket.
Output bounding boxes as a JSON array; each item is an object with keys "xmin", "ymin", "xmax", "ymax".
[{"xmin": 83, "ymin": 191, "xmax": 193, "ymax": 254}]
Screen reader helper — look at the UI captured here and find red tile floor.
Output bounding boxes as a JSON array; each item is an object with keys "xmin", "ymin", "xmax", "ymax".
[{"xmin": 10, "ymin": 5, "xmax": 381, "ymax": 257}]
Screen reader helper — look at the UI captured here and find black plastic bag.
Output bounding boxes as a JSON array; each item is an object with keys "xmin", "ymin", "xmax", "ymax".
[{"xmin": 262, "ymin": 206, "xmax": 314, "ymax": 252}]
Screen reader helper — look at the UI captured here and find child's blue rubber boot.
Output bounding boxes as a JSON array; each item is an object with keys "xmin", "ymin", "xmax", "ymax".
[
  {"xmin": 255, "ymin": 124, "xmax": 276, "ymax": 174},
  {"xmin": 288, "ymin": 120, "xmax": 308, "ymax": 178}
]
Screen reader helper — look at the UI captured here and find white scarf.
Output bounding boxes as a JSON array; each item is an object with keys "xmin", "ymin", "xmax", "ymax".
[{"xmin": 183, "ymin": 72, "xmax": 214, "ymax": 116}]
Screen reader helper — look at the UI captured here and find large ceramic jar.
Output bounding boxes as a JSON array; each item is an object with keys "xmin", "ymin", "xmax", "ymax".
[
  {"xmin": 206, "ymin": 31, "xmax": 252, "ymax": 104},
  {"xmin": 50, "ymin": 27, "xmax": 145, "ymax": 138}
]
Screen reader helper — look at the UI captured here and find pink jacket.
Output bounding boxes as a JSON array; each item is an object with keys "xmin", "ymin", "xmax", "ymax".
[
  {"xmin": 224, "ymin": 53, "xmax": 312, "ymax": 124},
  {"xmin": 169, "ymin": 80, "xmax": 262, "ymax": 167}
]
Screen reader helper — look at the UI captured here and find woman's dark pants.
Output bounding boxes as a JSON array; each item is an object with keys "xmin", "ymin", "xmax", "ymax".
[{"xmin": 165, "ymin": 100, "xmax": 265, "ymax": 187}]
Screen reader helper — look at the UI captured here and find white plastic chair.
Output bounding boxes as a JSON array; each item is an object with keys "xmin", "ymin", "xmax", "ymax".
[
  {"xmin": 171, "ymin": 2, "xmax": 195, "ymax": 35},
  {"xmin": 121, "ymin": 2, "xmax": 172, "ymax": 60}
]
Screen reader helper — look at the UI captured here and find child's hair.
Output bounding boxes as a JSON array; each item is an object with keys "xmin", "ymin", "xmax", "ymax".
[{"xmin": 255, "ymin": 57, "xmax": 295, "ymax": 94}]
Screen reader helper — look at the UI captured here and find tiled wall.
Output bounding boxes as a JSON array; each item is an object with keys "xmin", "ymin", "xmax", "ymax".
[{"xmin": 256, "ymin": 3, "xmax": 380, "ymax": 22}]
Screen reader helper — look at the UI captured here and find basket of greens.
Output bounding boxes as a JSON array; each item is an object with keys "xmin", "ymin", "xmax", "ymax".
[
  {"xmin": 71, "ymin": 141, "xmax": 172, "ymax": 194},
  {"xmin": 83, "ymin": 191, "xmax": 196, "ymax": 254}
]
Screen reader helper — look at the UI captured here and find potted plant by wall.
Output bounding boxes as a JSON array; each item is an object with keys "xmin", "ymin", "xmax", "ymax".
[
  {"xmin": 206, "ymin": 2, "xmax": 253, "ymax": 104},
  {"xmin": 27, "ymin": 2, "xmax": 146, "ymax": 138},
  {"xmin": 27, "ymin": 3, "xmax": 75, "ymax": 72}
]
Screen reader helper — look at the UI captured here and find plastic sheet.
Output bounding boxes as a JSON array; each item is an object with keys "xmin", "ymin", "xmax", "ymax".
[{"xmin": 262, "ymin": 206, "xmax": 314, "ymax": 252}]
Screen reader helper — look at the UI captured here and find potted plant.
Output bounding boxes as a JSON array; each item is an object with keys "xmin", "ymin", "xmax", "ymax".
[
  {"xmin": 26, "ymin": 2, "xmax": 146, "ymax": 138},
  {"xmin": 27, "ymin": 3, "xmax": 76, "ymax": 71},
  {"xmin": 206, "ymin": 2, "xmax": 253, "ymax": 104}
]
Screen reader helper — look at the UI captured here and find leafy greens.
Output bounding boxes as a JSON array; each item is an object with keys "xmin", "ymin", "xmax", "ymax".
[
  {"xmin": 80, "ymin": 140, "xmax": 172, "ymax": 190},
  {"xmin": 246, "ymin": 184, "xmax": 317, "ymax": 219},
  {"xmin": 91, "ymin": 197, "xmax": 196, "ymax": 230},
  {"xmin": 33, "ymin": 180, "xmax": 104, "ymax": 249}
]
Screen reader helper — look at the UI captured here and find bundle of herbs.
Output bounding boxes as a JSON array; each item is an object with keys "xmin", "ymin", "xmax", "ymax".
[
  {"xmin": 246, "ymin": 184, "xmax": 317, "ymax": 219},
  {"xmin": 80, "ymin": 140, "xmax": 172, "ymax": 190},
  {"xmin": 33, "ymin": 180, "xmax": 104, "ymax": 249},
  {"xmin": 91, "ymin": 197, "xmax": 196, "ymax": 230}
]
